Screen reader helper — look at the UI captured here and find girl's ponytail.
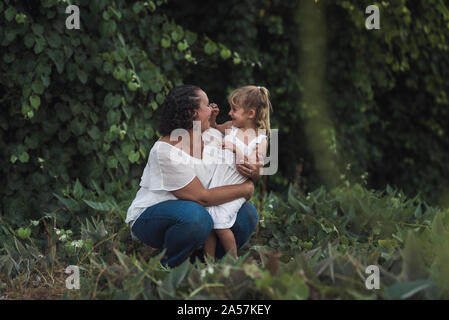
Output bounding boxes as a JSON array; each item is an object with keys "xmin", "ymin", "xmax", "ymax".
[{"xmin": 258, "ymin": 86, "xmax": 272, "ymax": 136}]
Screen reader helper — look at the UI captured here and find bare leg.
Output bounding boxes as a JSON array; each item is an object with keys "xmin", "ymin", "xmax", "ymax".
[
  {"xmin": 215, "ymin": 229, "xmax": 238, "ymax": 259},
  {"xmin": 203, "ymin": 231, "xmax": 217, "ymax": 259}
]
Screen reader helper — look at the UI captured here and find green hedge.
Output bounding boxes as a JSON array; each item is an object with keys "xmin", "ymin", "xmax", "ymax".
[
  {"xmin": 326, "ymin": 0, "xmax": 449, "ymax": 205},
  {"xmin": 0, "ymin": 0, "xmax": 254, "ymax": 223}
]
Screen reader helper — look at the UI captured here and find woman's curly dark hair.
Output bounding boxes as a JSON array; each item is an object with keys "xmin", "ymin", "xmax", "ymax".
[{"xmin": 158, "ymin": 85, "xmax": 202, "ymax": 136}]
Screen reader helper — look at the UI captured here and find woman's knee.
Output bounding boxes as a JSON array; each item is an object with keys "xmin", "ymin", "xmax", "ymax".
[
  {"xmin": 242, "ymin": 202, "xmax": 259, "ymax": 230},
  {"xmin": 177, "ymin": 200, "xmax": 213, "ymax": 239}
]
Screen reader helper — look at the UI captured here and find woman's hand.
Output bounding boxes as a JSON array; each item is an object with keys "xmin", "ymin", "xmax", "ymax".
[
  {"xmin": 236, "ymin": 156, "xmax": 263, "ymax": 181},
  {"xmin": 241, "ymin": 179, "xmax": 255, "ymax": 200}
]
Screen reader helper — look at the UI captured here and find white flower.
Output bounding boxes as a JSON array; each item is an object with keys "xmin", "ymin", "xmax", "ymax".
[
  {"xmin": 72, "ymin": 240, "xmax": 84, "ymax": 248},
  {"xmin": 207, "ymin": 265, "xmax": 214, "ymax": 274},
  {"xmin": 223, "ymin": 265, "xmax": 231, "ymax": 278}
]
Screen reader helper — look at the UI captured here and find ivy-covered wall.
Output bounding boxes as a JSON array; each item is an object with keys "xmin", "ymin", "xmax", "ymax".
[
  {"xmin": 0, "ymin": 0, "xmax": 251, "ymax": 223},
  {"xmin": 1, "ymin": 0, "xmax": 449, "ymax": 225}
]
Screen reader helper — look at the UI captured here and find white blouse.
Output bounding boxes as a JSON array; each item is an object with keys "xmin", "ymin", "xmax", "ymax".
[{"xmin": 125, "ymin": 131, "xmax": 220, "ymax": 231}]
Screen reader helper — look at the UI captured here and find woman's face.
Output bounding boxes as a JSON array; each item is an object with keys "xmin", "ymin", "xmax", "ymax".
[{"xmin": 194, "ymin": 90, "xmax": 212, "ymax": 132}]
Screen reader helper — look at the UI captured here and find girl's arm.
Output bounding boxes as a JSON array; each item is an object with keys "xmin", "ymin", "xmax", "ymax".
[
  {"xmin": 209, "ymin": 104, "xmax": 233, "ymax": 135},
  {"xmin": 222, "ymin": 141, "xmax": 245, "ymax": 164},
  {"xmin": 213, "ymin": 120, "xmax": 232, "ymax": 136},
  {"xmin": 171, "ymin": 177, "xmax": 254, "ymax": 207}
]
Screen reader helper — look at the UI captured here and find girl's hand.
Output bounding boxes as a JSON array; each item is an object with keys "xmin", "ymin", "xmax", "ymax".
[
  {"xmin": 222, "ymin": 141, "xmax": 236, "ymax": 153},
  {"xmin": 209, "ymin": 103, "xmax": 219, "ymax": 128}
]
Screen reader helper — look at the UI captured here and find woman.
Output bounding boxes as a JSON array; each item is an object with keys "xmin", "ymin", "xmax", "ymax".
[{"xmin": 126, "ymin": 84, "xmax": 261, "ymax": 267}]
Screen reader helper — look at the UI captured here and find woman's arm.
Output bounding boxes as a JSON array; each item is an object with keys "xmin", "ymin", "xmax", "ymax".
[{"xmin": 171, "ymin": 177, "xmax": 254, "ymax": 207}]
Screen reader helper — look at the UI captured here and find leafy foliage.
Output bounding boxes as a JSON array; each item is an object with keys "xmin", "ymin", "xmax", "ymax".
[{"xmin": 2, "ymin": 183, "xmax": 449, "ymax": 299}]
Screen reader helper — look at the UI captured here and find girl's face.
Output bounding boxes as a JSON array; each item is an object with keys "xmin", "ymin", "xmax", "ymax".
[
  {"xmin": 228, "ymin": 104, "xmax": 254, "ymax": 128},
  {"xmin": 194, "ymin": 90, "xmax": 212, "ymax": 132}
]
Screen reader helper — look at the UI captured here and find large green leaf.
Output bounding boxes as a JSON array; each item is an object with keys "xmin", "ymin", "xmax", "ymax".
[
  {"xmin": 46, "ymin": 49, "xmax": 64, "ymax": 73},
  {"xmin": 168, "ymin": 259, "xmax": 192, "ymax": 289},
  {"xmin": 385, "ymin": 279, "xmax": 433, "ymax": 299},
  {"xmin": 77, "ymin": 69, "xmax": 88, "ymax": 84},
  {"xmin": 83, "ymin": 200, "xmax": 112, "ymax": 212},
  {"xmin": 46, "ymin": 31, "xmax": 62, "ymax": 49},
  {"xmin": 52, "ymin": 193, "xmax": 81, "ymax": 213},
  {"xmin": 107, "ymin": 156, "xmax": 118, "ymax": 168},
  {"xmin": 73, "ymin": 179, "xmax": 84, "ymax": 199},
  {"xmin": 104, "ymin": 93, "xmax": 122, "ymax": 108},
  {"xmin": 4, "ymin": 7, "xmax": 17, "ymax": 22},
  {"xmin": 87, "ymin": 126, "xmax": 101, "ymax": 140},
  {"xmin": 29, "ymin": 95, "xmax": 41, "ymax": 109}
]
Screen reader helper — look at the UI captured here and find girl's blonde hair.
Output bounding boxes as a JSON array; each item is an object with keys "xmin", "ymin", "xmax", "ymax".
[{"xmin": 227, "ymin": 85, "xmax": 272, "ymax": 136}]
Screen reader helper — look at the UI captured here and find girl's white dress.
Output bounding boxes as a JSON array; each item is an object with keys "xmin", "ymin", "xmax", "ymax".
[{"xmin": 202, "ymin": 126, "xmax": 267, "ymax": 229}]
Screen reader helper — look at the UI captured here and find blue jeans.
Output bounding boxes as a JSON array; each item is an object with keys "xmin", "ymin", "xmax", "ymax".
[{"xmin": 131, "ymin": 200, "xmax": 259, "ymax": 267}]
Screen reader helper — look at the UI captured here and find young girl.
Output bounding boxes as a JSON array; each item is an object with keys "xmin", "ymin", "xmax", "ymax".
[{"xmin": 203, "ymin": 85, "xmax": 272, "ymax": 260}]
